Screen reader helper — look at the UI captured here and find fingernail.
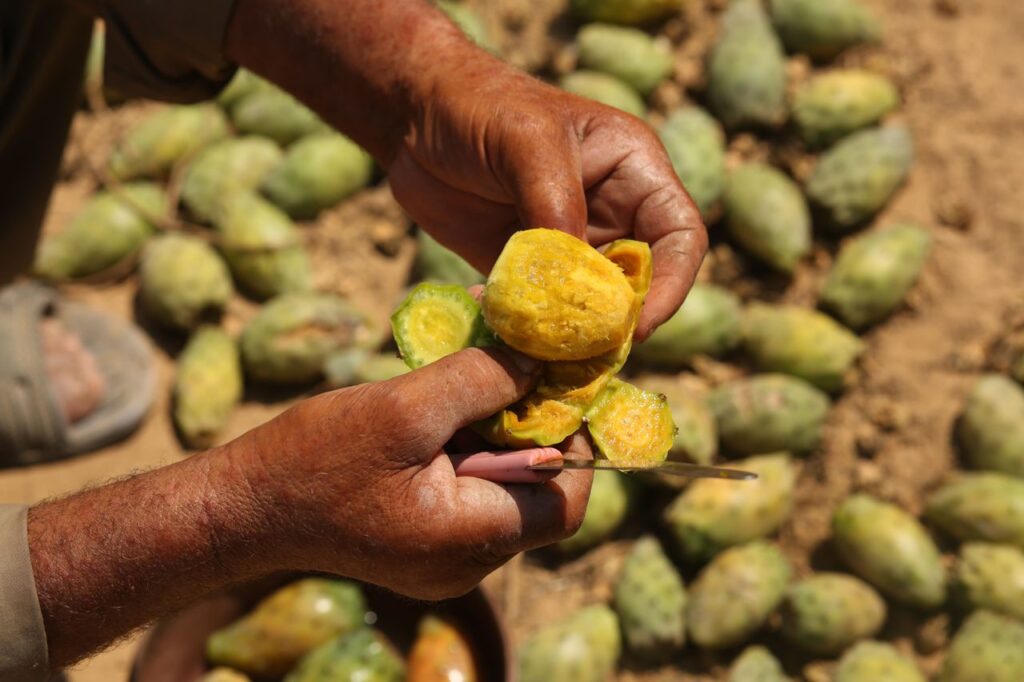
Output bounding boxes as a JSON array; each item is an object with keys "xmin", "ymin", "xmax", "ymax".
[{"xmin": 503, "ymin": 349, "xmax": 541, "ymax": 374}]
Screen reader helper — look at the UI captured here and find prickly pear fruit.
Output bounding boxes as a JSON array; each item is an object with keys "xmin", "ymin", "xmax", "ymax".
[
  {"xmin": 832, "ymin": 494, "xmax": 946, "ymax": 609},
  {"xmin": 633, "ymin": 283, "xmax": 742, "ymax": 367},
  {"xmin": 635, "ymin": 375, "xmax": 717, "ymax": 466},
  {"xmin": 571, "ymin": 0, "xmax": 682, "ymax": 25},
  {"xmin": 415, "ymin": 231, "xmax": 483, "ymax": 288},
  {"xmin": 728, "ymin": 646, "xmax": 789, "ymax": 682},
  {"xmin": 806, "ymin": 126, "xmax": 914, "ymax": 233},
  {"xmin": 835, "ymin": 641, "xmax": 924, "ymax": 682},
  {"xmin": 925, "ymin": 473, "xmax": 1024, "ymax": 549},
  {"xmin": 951, "ymin": 542, "xmax": 1024, "ymax": 621},
  {"xmin": 560, "ymin": 70, "xmax": 647, "ymax": 117},
  {"xmin": 941, "ymin": 610, "xmax": 1024, "ymax": 682},
  {"xmin": 231, "ymin": 87, "xmax": 331, "ymax": 146},
  {"xmin": 438, "ymin": 0, "xmax": 493, "ymax": 51},
  {"xmin": 201, "ymin": 669, "xmax": 251, "ymax": 682},
  {"xmin": 217, "ymin": 69, "xmax": 272, "ymax": 112},
  {"xmin": 206, "ymin": 578, "xmax": 367, "ymax": 678},
  {"xmin": 709, "ymin": 374, "xmax": 830, "ymax": 455},
  {"xmin": 707, "ymin": 0, "xmax": 787, "ymax": 129},
  {"xmin": 664, "ymin": 454, "xmax": 797, "ymax": 562},
  {"xmin": 181, "ymin": 137, "xmax": 283, "ymax": 223},
  {"xmin": 34, "ymin": 183, "xmax": 163, "ymax": 281},
  {"xmin": 325, "ymin": 349, "xmax": 409, "ymax": 388},
  {"xmin": 518, "ymin": 604, "xmax": 621, "ymax": 682},
  {"xmin": 613, "ymin": 536, "xmax": 687, "ymax": 662},
  {"xmin": 139, "ymin": 234, "xmax": 233, "ymax": 330},
  {"xmin": 392, "ymin": 283, "xmax": 486, "ymax": 369},
  {"xmin": 407, "ymin": 615, "xmax": 477, "ymax": 682},
  {"xmin": 770, "ymin": 0, "xmax": 881, "ymax": 61},
  {"xmin": 109, "ymin": 104, "xmax": 230, "ymax": 180},
  {"xmin": 586, "ymin": 378, "xmax": 676, "ymax": 465},
  {"xmin": 241, "ymin": 292, "xmax": 368, "ymax": 384},
  {"xmin": 687, "ymin": 541, "xmax": 792, "ymax": 649},
  {"xmin": 577, "ymin": 24, "xmax": 673, "ymax": 95},
  {"xmin": 780, "ymin": 573, "xmax": 886, "ymax": 655},
  {"xmin": 821, "ymin": 224, "xmax": 931, "ymax": 330},
  {"xmin": 285, "ymin": 629, "xmax": 405, "ymax": 682},
  {"xmin": 557, "ymin": 471, "xmax": 631, "ymax": 554},
  {"xmin": 723, "ymin": 164, "xmax": 811, "ymax": 273},
  {"xmin": 173, "ymin": 326, "xmax": 242, "ymax": 449},
  {"xmin": 262, "ymin": 133, "xmax": 373, "ymax": 219},
  {"xmin": 793, "ymin": 70, "xmax": 899, "ymax": 148},
  {"xmin": 742, "ymin": 304, "xmax": 864, "ymax": 393},
  {"xmin": 958, "ymin": 374, "xmax": 1024, "ymax": 478},
  {"xmin": 657, "ymin": 107, "xmax": 727, "ymax": 216}
]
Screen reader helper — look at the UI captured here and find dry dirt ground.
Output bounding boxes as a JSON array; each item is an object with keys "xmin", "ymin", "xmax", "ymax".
[{"xmin": 1, "ymin": 0, "xmax": 1022, "ymax": 680}]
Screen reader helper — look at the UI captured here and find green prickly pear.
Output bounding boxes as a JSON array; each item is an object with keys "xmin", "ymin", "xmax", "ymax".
[
  {"xmin": 231, "ymin": 87, "xmax": 331, "ymax": 146},
  {"xmin": 832, "ymin": 494, "xmax": 946, "ymax": 609},
  {"xmin": 793, "ymin": 70, "xmax": 900, "ymax": 148},
  {"xmin": 139, "ymin": 234, "xmax": 233, "ymax": 330},
  {"xmin": 437, "ymin": 1, "xmax": 494, "ymax": 51},
  {"xmin": 958, "ymin": 374, "xmax": 1024, "ymax": 478},
  {"xmin": 415, "ymin": 230, "xmax": 484, "ymax": 288},
  {"xmin": 728, "ymin": 646, "xmax": 790, "ymax": 682},
  {"xmin": 723, "ymin": 164, "xmax": 811, "ymax": 273},
  {"xmin": 206, "ymin": 578, "xmax": 367, "ymax": 678},
  {"xmin": 770, "ymin": 0, "xmax": 881, "ymax": 61},
  {"xmin": 217, "ymin": 69, "xmax": 273, "ymax": 112},
  {"xmin": 324, "ymin": 349, "xmax": 410, "ymax": 388},
  {"xmin": 780, "ymin": 573, "xmax": 886, "ymax": 655},
  {"xmin": 742, "ymin": 304, "xmax": 864, "ymax": 393},
  {"xmin": 571, "ymin": 0, "xmax": 683, "ymax": 25},
  {"xmin": 262, "ymin": 133, "xmax": 373, "ymax": 219},
  {"xmin": 557, "ymin": 470, "xmax": 631, "ymax": 554},
  {"xmin": 612, "ymin": 536, "xmax": 687, "ymax": 662},
  {"xmin": 518, "ymin": 604, "xmax": 621, "ymax": 682},
  {"xmin": 577, "ymin": 24, "xmax": 673, "ymax": 96},
  {"xmin": 181, "ymin": 137, "xmax": 284, "ymax": 223},
  {"xmin": 109, "ymin": 104, "xmax": 230, "ymax": 180},
  {"xmin": 632, "ymin": 283, "xmax": 742, "ymax": 367},
  {"xmin": 560, "ymin": 71, "xmax": 647, "ymax": 118},
  {"xmin": 821, "ymin": 224, "xmax": 931, "ymax": 330},
  {"xmin": 285, "ymin": 629, "xmax": 405, "ymax": 682},
  {"xmin": 657, "ymin": 107, "xmax": 727, "ymax": 216},
  {"xmin": 940, "ymin": 610, "xmax": 1024, "ymax": 682},
  {"xmin": 634, "ymin": 375, "xmax": 717, "ymax": 467},
  {"xmin": 33, "ymin": 183, "xmax": 164, "ymax": 281},
  {"xmin": 835, "ymin": 641, "xmax": 924, "ymax": 682},
  {"xmin": 925, "ymin": 472, "xmax": 1024, "ymax": 549},
  {"xmin": 806, "ymin": 126, "xmax": 914, "ymax": 233},
  {"xmin": 951, "ymin": 542, "xmax": 1024, "ymax": 621},
  {"xmin": 201, "ymin": 669, "xmax": 251, "ymax": 682},
  {"xmin": 173, "ymin": 326, "xmax": 243, "ymax": 449}
]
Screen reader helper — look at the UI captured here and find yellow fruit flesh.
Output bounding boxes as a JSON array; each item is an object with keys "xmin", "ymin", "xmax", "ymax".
[{"xmin": 587, "ymin": 379, "xmax": 676, "ymax": 465}]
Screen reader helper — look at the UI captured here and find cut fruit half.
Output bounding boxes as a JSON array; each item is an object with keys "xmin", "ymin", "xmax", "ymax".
[
  {"xmin": 391, "ymin": 283, "xmax": 485, "ymax": 369},
  {"xmin": 586, "ymin": 378, "xmax": 676, "ymax": 465}
]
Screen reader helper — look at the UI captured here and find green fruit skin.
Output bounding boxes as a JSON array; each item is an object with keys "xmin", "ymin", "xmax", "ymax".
[
  {"xmin": 835, "ymin": 641, "xmax": 925, "ymax": 682},
  {"xmin": 181, "ymin": 137, "xmax": 283, "ymax": 223},
  {"xmin": 958, "ymin": 374, "xmax": 1024, "ymax": 478},
  {"xmin": 560, "ymin": 70, "xmax": 647, "ymax": 118},
  {"xmin": 742, "ymin": 304, "xmax": 864, "ymax": 393},
  {"xmin": 437, "ymin": 1, "xmax": 494, "ymax": 51},
  {"xmin": 518, "ymin": 605, "xmax": 621, "ymax": 682},
  {"xmin": 658, "ymin": 107, "xmax": 727, "ymax": 216},
  {"xmin": 770, "ymin": 0, "xmax": 881, "ymax": 61},
  {"xmin": 686, "ymin": 541, "xmax": 792, "ymax": 649},
  {"xmin": 821, "ymin": 224, "xmax": 931, "ymax": 330},
  {"xmin": 925, "ymin": 473, "xmax": 1024, "ymax": 549},
  {"xmin": 708, "ymin": 0, "xmax": 787, "ymax": 129},
  {"xmin": 173, "ymin": 326, "xmax": 243, "ymax": 449},
  {"xmin": 571, "ymin": 0, "xmax": 682, "ymax": 25},
  {"xmin": 941, "ymin": 611, "xmax": 1024, "ymax": 682},
  {"xmin": 262, "ymin": 133, "xmax": 373, "ymax": 219},
  {"xmin": 794, "ymin": 70, "xmax": 900, "ymax": 148},
  {"xmin": 415, "ymin": 231, "xmax": 484, "ymax": 288},
  {"xmin": 709, "ymin": 374, "xmax": 830, "ymax": 456},
  {"xmin": 724, "ymin": 164, "xmax": 811, "ymax": 273},
  {"xmin": 634, "ymin": 375, "xmax": 717, "ymax": 467},
  {"xmin": 324, "ymin": 349, "xmax": 410, "ymax": 388},
  {"xmin": 109, "ymin": 104, "xmax": 230, "ymax": 180},
  {"xmin": 217, "ymin": 69, "xmax": 273, "ymax": 112},
  {"xmin": 807, "ymin": 126, "xmax": 914, "ymax": 233},
  {"xmin": 34, "ymin": 182, "xmax": 163, "ymax": 280},
  {"xmin": 664, "ymin": 453, "xmax": 797, "ymax": 562},
  {"xmin": 139, "ymin": 234, "xmax": 234, "ymax": 330},
  {"xmin": 613, "ymin": 536, "xmax": 687, "ymax": 662},
  {"xmin": 231, "ymin": 87, "xmax": 331, "ymax": 145},
  {"xmin": 952, "ymin": 542, "xmax": 1024, "ymax": 621},
  {"xmin": 633, "ymin": 283, "xmax": 742, "ymax": 367},
  {"xmin": 833, "ymin": 494, "xmax": 946, "ymax": 609},
  {"xmin": 728, "ymin": 645, "xmax": 790, "ymax": 682},
  {"xmin": 285, "ymin": 629, "xmax": 405, "ymax": 682},
  {"xmin": 201, "ymin": 669, "xmax": 252, "ymax": 682},
  {"xmin": 241, "ymin": 292, "xmax": 367, "ymax": 384},
  {"xmin": 207, "ymin": 578, "xmax": 367, "ymax": 679},
  {"xmin": 781, "ymin": 573, "xmax": 886, "ymax": 656},
  {"xmin": 557, "ymin": 470, "xmax": 631, "ymax": 554},
  {"xmin": 577, "ymin": 24, "xmax": 673, "ymax": 95}
]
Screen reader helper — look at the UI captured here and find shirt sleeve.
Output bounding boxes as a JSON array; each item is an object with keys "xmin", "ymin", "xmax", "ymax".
[{"xmin": 0, "ymin": 505, "xmax": 48, "ymax": 682}]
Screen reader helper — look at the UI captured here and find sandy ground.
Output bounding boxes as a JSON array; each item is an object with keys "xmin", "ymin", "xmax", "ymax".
[{"xmin": 1, "ymin": 0, "xmax": 1023, "ymax": 679}]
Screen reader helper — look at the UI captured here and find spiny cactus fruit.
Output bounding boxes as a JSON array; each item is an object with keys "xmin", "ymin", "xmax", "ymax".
[
  {"xmin": 181, "ymin": 137, "xmax": 283, "ymax": 223},
  {"xmin": 832, "ymin": 494, "xmax": 946, "ymax": 609},
  {"xmin": 708, "ymin": 374, "xmax": 830, "ymax": 456},
  {"xmin": 723, "ymin": 164, "xmax": 811, "ymax": 273},
  {"xmin": 806, "ymin": 126, "xmax": 914, "ymax": 233},
  {"xmin": 438, "ymin": 0, "xmax": 493, "ymax": 51},
  {"xmin": 109, "ymin": 104, "xmax": 230, "ymax": 180},
  {"xmin": 206, "ymin": 578, "xmax": 367, "ymax": 678},
  {"xmin": 231, "ymin": 87, "xmax": 331, "ymax": 146},
  {"xmin": 560, "ymin": 70, "xmax": 647, "ymax": 118},
  {"xmin": 925, "ymin": 473, "xmax": 1024, "ymax": 549},
  {"xmin": 407, "ymin": 615, "xmax": 477, "ymax": 682},
  {"xmin": 821, "ymin": 224, "xmax": 931, "ymax": 330},
  {"xmin": 728, "ymin": 646, "xmax": 790, "ymax": 682},
  {"xmin": 687, "ymin": 541, "xmax": 791, "ymax": 649},
  {"xmin": 571, "ymin": 0, "xmax": 683, "ymax": 25},
  {"xmin": 285, "ymin": 628, "xmax": 405, "ymax": 682},
  {"xmin": 262, "ymin": 133, "xmax": 373, "ymax": 219},
  {"xmin": 139, "ymin": 234, "xmax": 233, "ymax": 331},
  {"xmin": 557, "ymin": 470, "xmax": 631, "ymax": 554},
  {"xmin": 201, "ymin": 669, "xmax": 252, "ymax": 682},
  {"xmin": 586, "ymin": 378, "xmax": 676, "ymax": 465},
  {"xmin": 958, "ymin": 374, "xmax": 1024, "ymax": 478},
  {"xmin": 241, "ymin": 292, "xmax": 368, "ymax": 384},
  {"xmin": 742, "ymin": 304, "xmax": 864, "ymax": 393},
  {"xmin": 518, "ymin": 604, "xmax": 621, "ymax": 682},
  {"xmin": 173, "ymin": 326, "xmax": 243, "ymax": 449},
  {"xmin": 657, "ymin": 107, "xmax": 727, "ymax": 216},
  {"xmin": 633, "ymin": 283, "xmax": 742, "ymax": 367},
  {"xmin": 664, "ymin": 453, "xmax": 797, "ymax": 562},
  {"xmin": 613, "ymin": 536, "xmax": 687, "ymax": 662},
  {"xmin": 217, "ymin": 69, "xmax": 273, "ymax": 112},
  {"xmin": 770, "ymin": 0, "xmax": 881, "ymax": 61},
  {"xmin": 325, "ymin": 349, "xmax": 410, "ymax": 388},
  {"xmin": 835, "ymin": 641, "xmax": 925, "ymax": 682},
  {"xmin": 577, "ymin": 24, "xmax": 673, "ymax": 95},
  {"xmin": 635, "ymin": 375, "xmax": 717, "ymax": 466},
  {"xmin": 780, "ymin": 573, "xmax": 886, "ymax": 655},
  {"xmin": 415, "ymin": 231, "xmax": 483, "ymax": 288},
  {"xmin": 707, "ymin": 0, "xmax": 787, "ymax": 129},
  {"xmin": 940, "ymin": 610, "xmax": 1024, "ymax": 682},
  {"xmin": 392, "ymin": 283, "xmax": 486, "ymax": 369},
  {"xmin": 951, "ymin": 542, "xmax": 1024, "ymax": 621},
  {"xmin": 793, "ymin": 70, "xmax": 900, "ymax": 148},
  {"xmin": 34, "ymin": 183, "xmax": 163, "ymax": 281}
]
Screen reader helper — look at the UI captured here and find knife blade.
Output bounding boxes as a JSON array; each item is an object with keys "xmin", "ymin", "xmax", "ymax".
[{"xmin": 528, "ymin": 459, "xmax": 757, "ymax": 480}]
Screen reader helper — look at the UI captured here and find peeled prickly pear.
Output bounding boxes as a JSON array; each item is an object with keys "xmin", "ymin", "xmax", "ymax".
[
  {"xmin": 940, "ymin": 611, "xmax": 1024, "ymax": 682},
  {"xmin": 181, "ymin": 137, "xmax": 283, "ymax": 223},
  {"xmin": 109, "ymin": 104, "xmax": 230, "ymax": 180},
  {"xmin": 723, "ymin": 164, "xmax": 811, "ymax": 273},
  {"xmin": 957, "ymin": 374, "xmax": 1024, "ymax": 478},
  {"xmin": 285, "ymin": 628, "xmax": 404, "ymax": 682},
  {"xmin": 139, "ymin": 234, "xmax": 233, "ymax": 331},
  {"xmin": 780, "ymin": 573, "xmax": 886, "ymax": 655},
  {"xmin": 571, "ymin": 0, "xmax": 682, "ymax": 25},
  {"xmin": 728, "ymin": 646, "xmax": 790, "ymax": 682},
  {"xmin": 835, "ymin": 641, "xmax": 924, "ymax": 682},
  {"xmin": 925, "ymin": 473, "xmax": 1024, "ymax": 549},
  {"xmin": 173, "ymin": 326, "xmax": 243, "ymax": 449},
  {"xmin": 951, "ymin": 542, "xmax": 1024, "ymax": 622},
  {"xmin": 633, "ymin": 283, "xmax": 742, "ymax": 367},
  {"xmin": 657, "ymin": 107, "xmax": 727, "ymax": 216},
  {"xmin": 634, "ymin": 375, "xmax": 717, "ymax": 466},
  {"xmin": 518, "ymin": 604, "xmax": 621, "ymax": 682},
  {"xmin": 231, "ymin": 87, "xmax": 331, "ymax": 145},
  {"xmin": 586, "ymin": 378, "xmax": 676, "ymax": 465},
  {"xmin": 613, "ymin": 536, "xmax": 687, "ymax": 662},
  {"xmin": 793, "ymin": 70, "xmax": 899, "ymax": 148},
  {"xmin": 407, "ymin": 615, "xmax": 477, "ymax": 682},
  {"xmin": 557, "ymin": 470, "xmax": 631, "ymax": 554},
  {"xmin": 770, "ymin": 0, "xmax": 881, "ymax": 61},
  {"xmin": 415, "ymin": 231, "xmax": 483, "ymax": 288},
  {"xmin": 577, "ymin": 24, "xmax": 673, "ymax": 95},
  {"xmin": 262, "ymin": 133, "xmax": 373, "ymax": 219},
  {"xmin": 560, "ymin": 70, "xmax": 647, "ymax": 118}
]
